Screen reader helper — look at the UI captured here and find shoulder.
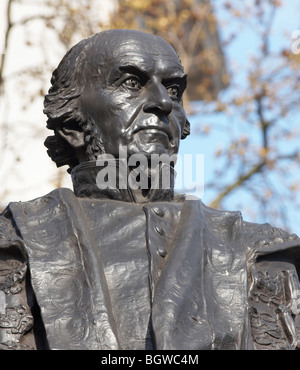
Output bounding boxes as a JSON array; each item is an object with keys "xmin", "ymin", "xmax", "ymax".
[
  {"xmin": 243, "ymin": 220, "xmax": 300, "ymax": 264},
  {"xmin": 243, "ymin": 220, "xmax": 299, "ymax": 247},
  {"xmin": 0, "ymin": 187, "xmax": 75, "ymax": 245},
  {"xmin": 3, "ymin": 187, "xmax": 75, "ymax": 218},
  {"xmin": 0, "ymin": 208, "xmax": 20, "ymax": 243}
]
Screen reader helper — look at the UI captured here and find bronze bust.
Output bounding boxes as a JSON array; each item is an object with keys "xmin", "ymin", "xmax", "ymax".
[{"xmin": 0, "ymin": 29, "xmax": 299, "ymax": 350}]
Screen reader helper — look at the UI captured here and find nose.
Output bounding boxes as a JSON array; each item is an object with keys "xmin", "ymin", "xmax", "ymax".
[{"xmin": 143, "ymin": 80, "xmax": 173, "ymax": 116}]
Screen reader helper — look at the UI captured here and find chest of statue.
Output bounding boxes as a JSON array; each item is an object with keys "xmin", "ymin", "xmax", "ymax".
[
  {"xmin": 79, "ymin": 198, "xmax": 183, "ymax": 349},
  {"xmin": 9, "ymin": 188, "xmax": 299, "ymax": 350}
]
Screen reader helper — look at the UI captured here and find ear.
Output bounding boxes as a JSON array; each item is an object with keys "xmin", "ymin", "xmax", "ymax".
[
  {"xmin": 57, "ymin": 127, "xmax": 85, "ymax": 148},
  {"xmin": 181, "ymin": 118, "xmax": 190, "ymax": 139}
]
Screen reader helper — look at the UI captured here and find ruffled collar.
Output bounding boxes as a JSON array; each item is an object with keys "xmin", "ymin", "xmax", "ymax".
[{"xmin": 71, "ymin": 160, "xmax": 176, "ymax": 203}]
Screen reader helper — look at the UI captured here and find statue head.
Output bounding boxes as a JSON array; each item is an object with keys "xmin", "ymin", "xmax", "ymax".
[{"xmin": 44, "ymin": 29, "xmax": 190, "ymax": 172}]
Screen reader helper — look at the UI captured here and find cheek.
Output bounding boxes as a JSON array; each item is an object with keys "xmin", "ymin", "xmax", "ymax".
[
  {"xmin": 80, "ymin": 89, "xmax": 105, "ymax": 121},
  {"xmin": 170, "ymin": 106, "xmax": 187, "ymax": 135},
  {"xmin": 81, "ymin": 90, "xmax": 123, "ymax": 127},
  {"xmin": 98, "ymin": 90, "xmax": 140, "ymax": 125}
]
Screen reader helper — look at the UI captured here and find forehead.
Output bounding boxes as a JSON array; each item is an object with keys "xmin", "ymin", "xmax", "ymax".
[{"xmin": 93, "ymin": 31, "xmax": 184, "ymax": 79}]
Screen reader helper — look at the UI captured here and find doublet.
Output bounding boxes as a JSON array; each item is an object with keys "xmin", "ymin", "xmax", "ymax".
[{"xmin": 0, "ymin": 162, "xmax": 300, "ymax": 350}]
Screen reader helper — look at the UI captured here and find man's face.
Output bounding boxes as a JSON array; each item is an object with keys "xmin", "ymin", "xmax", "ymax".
[{"xmin": 79, "ymin": 30, "xmax": 187, "ymax": 159}]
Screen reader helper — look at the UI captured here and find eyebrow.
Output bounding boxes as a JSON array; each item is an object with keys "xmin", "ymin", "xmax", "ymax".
[
  {"xmin": 162, "ymin": 75, "xmax": 187, "ymax": 90},
  {"xmin": 110, "ymin": 63, "xmax": 186, "ymax": 84},
  {"xmin": 117, "ymin": 64, "xmax": 149, "ymax": 82}
]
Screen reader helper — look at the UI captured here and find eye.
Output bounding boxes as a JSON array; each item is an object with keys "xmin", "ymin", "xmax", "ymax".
[
  {"xmin": 123, "ymin": 77, "xmax": 141, "ymax": 90},
  {"xmin": 167, "ymin": 86, "xmax": 180, "ymax": 99}
]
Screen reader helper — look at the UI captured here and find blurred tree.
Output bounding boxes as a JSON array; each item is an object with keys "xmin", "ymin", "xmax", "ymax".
[
  {"xmin": 200, "ymin": 0, "xmax": 300, "ymax": 231},
  {"xmin": 0, "ymin": 0, "xmax": 299, "ymax": 233},
  {"xmin": 0, "ymin": 0, "xmax": 111, "ymax": 195}
]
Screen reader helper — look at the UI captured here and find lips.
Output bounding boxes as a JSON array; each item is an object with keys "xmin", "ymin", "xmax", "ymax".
[
  {"xmin": 130, "ymin": 115, "xmax": 173, "ymax": 140},
  {"xmin": 135, "ymin": 126, "xmax": 171, "ymax": 140}
]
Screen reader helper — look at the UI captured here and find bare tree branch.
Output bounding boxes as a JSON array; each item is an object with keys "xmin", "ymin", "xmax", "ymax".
[{"xmin": 209, "ymin": 160, "xmax": 266, "ymax": 209}]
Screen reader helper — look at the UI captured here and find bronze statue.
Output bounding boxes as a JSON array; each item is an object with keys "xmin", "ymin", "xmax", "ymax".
[{"xmin": 0, "ymin": 29, "xmax": 300, "ymax": 350}]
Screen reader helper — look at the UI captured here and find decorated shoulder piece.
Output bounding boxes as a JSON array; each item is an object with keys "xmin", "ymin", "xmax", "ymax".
[
  {"xmin": 245, "ymin": 221, "xmax": 300, "ymax": 349},
  {"xmin": 0, "ymin": 212, "xmax": 36, "ymax": 350}
]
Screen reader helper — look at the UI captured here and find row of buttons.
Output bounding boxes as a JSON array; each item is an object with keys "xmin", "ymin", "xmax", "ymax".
[
  {"xmin": 152, "ymin": 206, "xmax": 164, "ymax": 217},
  {"xmin": 152, "ymin": 206, "xmax": 167, "ymax": 258}
]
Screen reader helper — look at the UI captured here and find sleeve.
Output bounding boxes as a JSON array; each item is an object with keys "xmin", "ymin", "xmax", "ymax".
[
  {"xmin": 0, "ymin": 209, "xmax": 36, "ymax": 350},
  {"xmin": 244, "ymin": 221, "xmax": 300, "ymax": 350}
]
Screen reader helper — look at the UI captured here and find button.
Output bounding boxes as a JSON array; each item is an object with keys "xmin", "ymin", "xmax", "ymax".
[
  {"xmin": 157, "ymin": 246, "xmax": 167, "ymax": 257},
  {"xmin": 152, "ymin": 206, "xmax": 164, "ymax": 217},
  {"xmin": 155, "ymin": 225, "xmax": 165, "ymax": 236}
]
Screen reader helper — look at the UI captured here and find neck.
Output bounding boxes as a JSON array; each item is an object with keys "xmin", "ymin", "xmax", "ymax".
[{"xmin": 71, "ymin": 159, "xmax": 176, "ymax": 203}]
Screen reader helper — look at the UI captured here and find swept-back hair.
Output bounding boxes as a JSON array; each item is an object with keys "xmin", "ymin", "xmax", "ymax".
[{"xmin": 44, "ymin": 33, "xmax": 101, "ymax": 171}]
